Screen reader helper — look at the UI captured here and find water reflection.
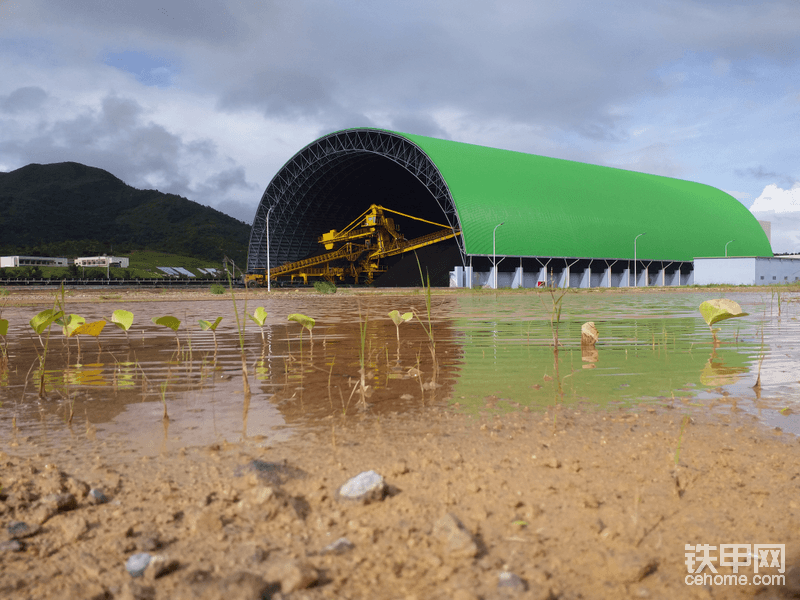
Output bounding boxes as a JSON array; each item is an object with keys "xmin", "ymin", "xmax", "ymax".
[{"xmin": 0, "ymin": 291, "xmax": 799, "ymax": 457}]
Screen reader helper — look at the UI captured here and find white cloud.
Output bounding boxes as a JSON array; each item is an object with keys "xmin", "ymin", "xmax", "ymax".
[
  {"xmin": 749, "ymin": 183, "xmax": 800, "ymax": 213},
  {"xmin": 750, "ymin": 182, "xmax": 800, "ymax": 253}
]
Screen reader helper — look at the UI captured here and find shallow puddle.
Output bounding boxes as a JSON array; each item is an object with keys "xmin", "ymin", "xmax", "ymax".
[{"xmin": 1, "ymin": 290, "xmax": 799, "ymax": 458}]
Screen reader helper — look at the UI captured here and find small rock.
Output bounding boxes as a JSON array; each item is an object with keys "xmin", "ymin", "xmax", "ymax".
[
  {"xmin": 337, "ymin": 470, "xmax": 386, "ymax": 504},
  {"xmin": 89, "ymin": 488, "xmax": 109, "ymax": 505},
  {"xmin": 498, "ymin": 570, "xmax": 527, "ymax": 594},
  {"xmin": 0, "ymin": 540, "xmax": 24, "ymax": 552},
  {"xmin": 126, "ymin": 552, "xmax": 152, "ymax": 578},
  {"xmin": 322, "ymin": 537, "xmax": 355, "ymax": 555},
  {"xmin": 581, "ymin": 322, "xmax": 599, "ymax": 346},
  {"xmin": 432, "ymin": 513, "xmax": 478, "ymax": 559},
  {"xmin": 542, "ymin": 458, "xmax": 561, "ymax": 469},
  {"xmin": 265, "ymin": 558, "xmax": 318, "ymax": 593},
  {"xmin": 6, "ymin": 520, "xmax": 39, "ymax": 539},
  {"xmin": 246, "ymin": 460, "xmax": 306, "ymax": 486}
]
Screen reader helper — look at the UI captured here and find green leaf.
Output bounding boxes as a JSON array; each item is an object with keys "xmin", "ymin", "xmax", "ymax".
[
  {"xmin": 699, "ymin": 299, "xmax": 749, "ymax": 327},
  {"xmin": 199, "ymin": 317, "xmax": 223, "ymax": 331},
  {"xmin": 247, "ymin": 306, "xmax": 268, "ymax": 327},
  {"xmin": 30, "ymin": 309, "xmax": 64, "ymax": 335},
  {"xmin": 61, "ymin": 314, "xmax": 86, "ymax": 337},
  {"xmin": 74, "ymin": 320, "xmax": 106, "ymax": 338},
  {"xmin": 111, "ymin": 309, "xmax": 134, "ymax": 332},
  {"xmin": 152, "ymin": 316, "xmax": 181, "ymax": 332},
  {"xmin": 0, "ymin": 318, "xmax": 8, "ymax": 336},
  {"xmin": 388, "ymin": 310, "xmax": 413, "ymax": 326},
  {"xmin": 287, "ymin": 313, "xmax": 315, "ymax": 331}
]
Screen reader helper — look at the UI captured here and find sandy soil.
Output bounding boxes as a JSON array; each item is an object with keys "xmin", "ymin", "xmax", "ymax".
[
  {"xmin": 2, "ymin": 401, "xmax": 799, "ymax": 600},
  {"xmin": 2, "ymin": 288, "xmax": 799, "ymax": 599}
]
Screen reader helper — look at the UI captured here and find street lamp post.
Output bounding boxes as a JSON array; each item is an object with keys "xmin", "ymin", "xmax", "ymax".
[
  {"xmin": 725, "ymin": 239, "xmax": 735, "ymax": 257},
  {"xmin": 633, "ymin": 232, "xmax": 646, "ymax": 287},
  {"xmin": 266, "ymin": 205, "xmax": 275, "ymax": 292},
  {"xmin": 492, "ymin": 222, "xmax": 505, "ymax": 289}
]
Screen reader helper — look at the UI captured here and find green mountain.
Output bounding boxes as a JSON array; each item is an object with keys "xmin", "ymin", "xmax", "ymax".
[{"xmin": 0, "ymin": 162, "xmax": 251, "ymax": 265}]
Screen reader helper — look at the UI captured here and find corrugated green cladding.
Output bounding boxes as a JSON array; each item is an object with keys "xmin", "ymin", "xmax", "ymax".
[{"xmin": 402, "ymin": 133, "xmax": 772, "ymax": 261}]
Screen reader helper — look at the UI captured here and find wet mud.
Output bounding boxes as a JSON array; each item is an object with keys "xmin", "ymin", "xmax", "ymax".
[{"xmin": 1, "ymin": 288, "xmax": 799, "ymax": 599}]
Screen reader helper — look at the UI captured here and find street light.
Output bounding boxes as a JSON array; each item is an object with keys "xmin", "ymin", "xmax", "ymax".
[
  {"xmin": 725, "ymin": 239, "xmax": 735, "ymax": 257},
  {"xmin": 266, "ymin": 205, "xmax": 276, "ymax": 292},
  {"xmin": 633, "ymin": 232, "xmax": 646, "ymax": 287},
  {"xmin": 493, "ymin": 222, "xmax": 505, "ymax": 289}
]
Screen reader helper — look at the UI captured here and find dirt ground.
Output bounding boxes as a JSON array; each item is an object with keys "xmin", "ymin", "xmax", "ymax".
[
  {"xmin": 2, "ymin": 402, "xmax": 799, "ymax": 600},
  {"xmin": 2, "ymin": 288, "xmax": 799, "ymax": 599}
]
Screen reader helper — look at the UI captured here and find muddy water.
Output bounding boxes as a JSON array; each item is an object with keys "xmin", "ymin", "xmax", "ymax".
[{"xmin": 1, "ymin": 290, "xmax": 798, "ymax": 458}]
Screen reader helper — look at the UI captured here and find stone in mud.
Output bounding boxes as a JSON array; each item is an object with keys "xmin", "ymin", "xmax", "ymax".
[
  {"xmin": 89, "ymin": 488, "xmax": 109, "ymax": 505},
  {"xmin": 337, "ymin": 470, "xmax": 387, "ymax": 504},
  {"xmin": 322, "ymin": 536, "xmax": 355, "ymax": 555},
  {"xmin": 245, "ymin": 460, "xmax": 306, "ymax": 486},
  {"xmin": 126, "ymin": 552, "xmax": 152, "ymax": 578},
  {"xmin": 265, "ymin": 557, "xmax": 319, "ymax": 593},
  {"xmin": 0, "ymin": 540, "xmax": 24, "ymax": 552},
  {"xmin": 433, "ymin": 513, "xmax": 478, "ymax": 559},
  {"xmin": 498, "ymin": 570, "xmax": 527, "ymax": 595},
  {"xmin": 607, "ymin": 551, "xmax": 658, "ymax": 583},
  {"xmin": 6, "ymin": 520, "xmax": 39, "ymax": 539}
]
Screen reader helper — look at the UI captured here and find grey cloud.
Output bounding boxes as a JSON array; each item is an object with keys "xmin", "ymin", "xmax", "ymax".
[
  {"xmin": 735, "ymin": 166, "xmax": 796, "ymax": 188},
  {"xmin": 0, "ymin": 86, "xmax": 48, "ymax": 113},
  {"xmin": 32, "ymin": 0, "xmax": 241, "ymax": 45}
]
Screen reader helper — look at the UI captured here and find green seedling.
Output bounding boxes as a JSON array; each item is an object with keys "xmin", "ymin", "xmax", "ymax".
[
  {"xmin": 58, "ymin": 314, "xmax": 86, "ymax": 352},
  {"xmin": 159, "ymin": 381, "xmax": 169, "ymax": 420},
  {"xmin": 111, "ymin": 310, "xmax": 134, "ymax": 342},
  {"xmin": 388, "ymin": 310, "xmax": 413, "ymax": 343},
  {"xmin": 152, "ymin": 316, "xmax": 182, "ymax": 351},
  {"xmin": 198, "ymin": 317, "xmax": 223, "ymax": 352},
  {"xmin": 0, "ymin": 318, "xmax": 8, "ymax": 365},
  {"xmin": 247, "ymin": 307, "xmax": 269, "ymax": 345},
  {"xmin": 74, "ymin": 320, "xmax": 107, "ymax": 352},
  {"xmin": 30, "ymin": 308, "xmax": 64, "ymax": 346},
  {"xmin": 288, "ymin": 313, "xmax": 315, "ymax": 343},
  {"xmin": 699, "ymin": 299, "xmax": 749, "ymax": 345}
]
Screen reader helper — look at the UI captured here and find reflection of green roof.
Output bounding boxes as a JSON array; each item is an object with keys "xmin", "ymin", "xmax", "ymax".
[{"xmin": 401, "ymin": 132, "xmax": 773, "ymax": 261}]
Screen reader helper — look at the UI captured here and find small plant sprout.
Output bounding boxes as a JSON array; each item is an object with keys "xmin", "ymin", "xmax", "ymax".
[
  {"xmin": 388, "ymin": 310, "xmax": 413, "ymax": 343},
  {"xmin": 30, "ymin": 308, "xmax": 64, "ymax": 346},
  {"xmin": 58, "ymin": 314, "xmax": 86, "ymax": 352},
  {"xmin": 74, "ymin": 320, "xmax": 107, "ymax": 352},
  {"xmin": 111, "ymin": 309, "xmax": 134, "ymax": 342},
  {"xmin": 699, "ymin": 299, "xmax": 749, "ymax": 346},
  {"xmin": 288, "ymin": 313, "xmax": 315, "ymax": 343},
  {"xmin": 198, "ymin": 317, "xmax": 223, "ymax": 352},
  {"xmin": 247, "ymin": 307, "xmax": 269, "ymax": 345},
  {"xmin": 0, "ymin": 317, "xmax": 8, "ymax": 365},
  {"xmin": 152, "ymin": 316, "xmax": 182, "ymax": 351},
  {"xmin": 159, "ymin": 381, "xmax": 169, "ymax": 420}
]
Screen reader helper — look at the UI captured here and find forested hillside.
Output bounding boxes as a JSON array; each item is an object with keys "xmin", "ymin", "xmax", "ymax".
[{"xmin": 0, "ymin": 162, "xmax": 251, "ymax": 265}]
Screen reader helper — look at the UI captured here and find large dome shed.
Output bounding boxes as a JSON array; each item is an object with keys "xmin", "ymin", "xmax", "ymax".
[{"xmin": 247, "ymin": 128, "xmax": 772, "ymax": 287}]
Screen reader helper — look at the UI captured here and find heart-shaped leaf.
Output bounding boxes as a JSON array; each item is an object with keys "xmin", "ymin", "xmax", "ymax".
[
  {"xmin": 199, "ymin": 317, "xmax": 223, "ymax": 332},
  {"xmin": 388, "ymin": 310, "xmax": 413, "ymax": 326},
  {"xmin": 152, "ymin": 316, "xmax": 181, "ymax": 332},
  {"xmin": 30, "ymin": 309, "xmax": 64, "ymax": 335},
  {"xmin": 247, "ymin": 307, "xmax": 268, "ymax": 327},
  {"xmin": 699, "ymin": 299, "xmax": 749, "ymax": 327},
  {"xmin": 74, "ymin": 320, "xmax": 106, "ymax": 338},
  {"xmin": 287, "ymin": 313, "xmax": 315, "ymax": 331},
  {"xmin": 111, "ymin": 309, "xmax": 134, "ymax": 332}
]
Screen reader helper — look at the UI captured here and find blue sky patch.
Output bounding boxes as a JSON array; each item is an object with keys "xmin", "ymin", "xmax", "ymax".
[{"xmin": 104, "ymin": 50, "xmax": 178, "ymax": 88}]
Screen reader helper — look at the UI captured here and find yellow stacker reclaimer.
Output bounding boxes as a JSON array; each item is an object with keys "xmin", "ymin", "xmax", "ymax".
[{"xmin": 246, "ymin": 204, "xmax": 460, "ymax": 286}]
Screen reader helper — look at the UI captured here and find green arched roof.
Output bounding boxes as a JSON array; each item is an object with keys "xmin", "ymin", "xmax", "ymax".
[{"xmin": 401, "ymin": 132, "xmax": 772, "ymax": 261}]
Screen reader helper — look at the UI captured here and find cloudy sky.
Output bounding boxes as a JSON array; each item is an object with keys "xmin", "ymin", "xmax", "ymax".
[{"xmin": 1, "ymin": 0, "xmax": 798, "ymax": 251}]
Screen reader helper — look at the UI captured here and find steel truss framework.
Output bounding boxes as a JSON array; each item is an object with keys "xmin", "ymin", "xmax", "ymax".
[{"xmin": 247, "ymin": 129, "xmax": 463, "ymax": 273}]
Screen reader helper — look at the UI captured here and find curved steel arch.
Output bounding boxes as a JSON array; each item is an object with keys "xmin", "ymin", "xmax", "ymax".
[{"xmin": 247, "ymin": 129, "xmax": 463, "ymax": 273}]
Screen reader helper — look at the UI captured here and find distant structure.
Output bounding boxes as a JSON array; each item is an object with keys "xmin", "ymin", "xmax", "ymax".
[
  {"xmin": 1, "ymin": 256, "xmax": 70, "ymax": 268},
  {"xmin": 248, "ymin": 128, "xmax": 773, "ymax": 288},
  {"xmin": 74, "ymin": 256, "xmax": 130, "ymax": 269}
]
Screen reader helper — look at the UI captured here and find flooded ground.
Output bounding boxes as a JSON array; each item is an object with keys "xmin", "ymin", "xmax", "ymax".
[{"xmin": 2, "ymin": 287, "xmax": 800, "ymax": 599}]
